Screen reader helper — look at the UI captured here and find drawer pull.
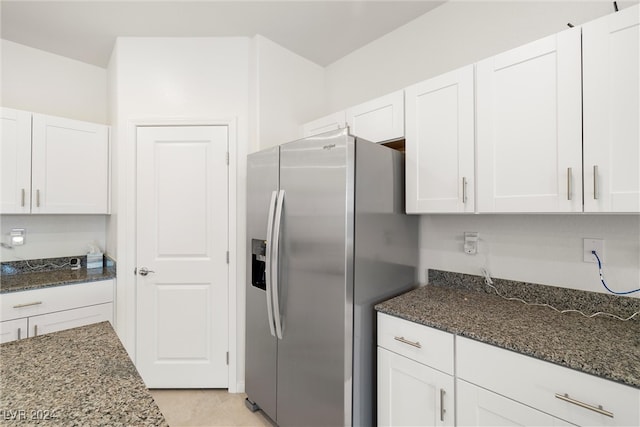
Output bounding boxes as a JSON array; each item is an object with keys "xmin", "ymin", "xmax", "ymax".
[
  {"xmin": 394, "ymin": 336, "xmax": 422, "ymax": 348},
  {"xmin": 555, "ymin": 393, "xmax": 613, "ymax": 418},
  {"xmin": 440, "ymin": 388, "xmax": 446, "ymax": 421},
  {"xmin": 13, "ymin": 301, "xmax": 43, "ymax": 308}
]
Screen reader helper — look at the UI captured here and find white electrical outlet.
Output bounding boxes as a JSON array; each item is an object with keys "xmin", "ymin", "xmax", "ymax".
[
  {"xmin": 464, "ymin": 232, "xmax": 479, "ymax": 255},
  {"xmin": 583, "ymin": 238, "xmax": 604, "ymax": 263}
]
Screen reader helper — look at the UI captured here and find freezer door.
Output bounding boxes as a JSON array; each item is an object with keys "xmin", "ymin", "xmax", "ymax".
[
  {"xmin": 245, "ymin": 146, "xmax": 279, "ymax": 420},
  {"xmin": 276, "ymin": 129, "xmax": 355, "ymax": 427}
]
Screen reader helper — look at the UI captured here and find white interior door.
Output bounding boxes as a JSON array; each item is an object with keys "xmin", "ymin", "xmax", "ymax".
[{"xmin": 136, "ymin": 125, "xmax": 229, "ymax": 388}]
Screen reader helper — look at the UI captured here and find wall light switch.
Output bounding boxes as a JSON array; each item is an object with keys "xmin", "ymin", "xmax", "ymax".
[{"xmin": 10, "ymin": 229, "xmax": 25, "ymax": 246}]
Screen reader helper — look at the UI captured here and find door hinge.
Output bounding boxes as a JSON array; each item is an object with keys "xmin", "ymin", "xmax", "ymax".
[
  {"xmin": 226, "ymin": 351, "xmax": 229, "ymax": 365},
  {"xmin": 226, "ymin": 251, "xmax": 229, "ymax": 264}
]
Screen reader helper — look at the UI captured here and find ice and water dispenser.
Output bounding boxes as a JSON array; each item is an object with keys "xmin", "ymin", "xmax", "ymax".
[{"xmin": 251, "ymin": 239, "xmax": 267, "ymax": 290}]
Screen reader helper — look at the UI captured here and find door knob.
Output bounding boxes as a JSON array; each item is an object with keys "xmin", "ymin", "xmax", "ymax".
[{"xmin": 138, "ymin": 267, "xmax": 155, "ymax": 276}]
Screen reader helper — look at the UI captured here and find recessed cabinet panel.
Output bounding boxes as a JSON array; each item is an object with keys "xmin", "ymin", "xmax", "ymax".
[
  {"xmin": 301, "ymin": 111, "xmax": 346, "ymax": 138},
  {"xmin": 476, "ymin": 29, "xmax": 582, "ymax": 213},
  {"xmin": 583, "ymin": 5, "xmax": 640, "ymax": 212},
  {"xmin": 1, "ymin": 108, "xmax": 32, "ymax": 214},
  {"xmin": 31, "ymin": 114, "xmax": 109, "ymax": 214},
  {"xmin": 378, "ymin": 347, "xmax": 454, "ymax": 427},
  {"xmin": 0, "ymin": 318, "xmax": 28, "ymax": 344},
  {"xmin": 346, "ymin": 90, "xmax": 404, "ymax": 143},
  {"xmin": 405, "ymin": 65, "xmax": 475, "ymax": 213}
]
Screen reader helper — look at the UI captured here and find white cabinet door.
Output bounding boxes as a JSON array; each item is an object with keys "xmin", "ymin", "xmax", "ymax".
[
  {"xmin": 347, "ymin": 90, "xmax": 404, "ymax": 143},
  {"xmin": 405, "ymin": 65, "xmax": 475, "ymax": 213},
  {"xmin": 457, "ymin": 379, "xmax": 573, "ymax": 427},
  {"xmin": 1, "ymin": 108, "xmax": 32, "ymax": 214},
  {"xmin": 0, "ymin": 318, "xmax": 28, "ymax": 344},
  {"xmin": 476, "ymin": 29, "xmax": 582, "ymax": 212},
  {"xmin": 31, "ymin": 114, "xmax": 109, "ymax": 214},
  {"xmin": 378, "ymin": 347, "xmax": 454, "ymax": 427},
  {"xmin": 29, "ymin": 303, "xmax": 112, "ymax": 337},
  {"xmin": 301, "ymin": 111, "xmax": 346, "ymax": 138},
  {"xmin": 583, "ymin": 5, "xmax": 640, "ymax": 212}
]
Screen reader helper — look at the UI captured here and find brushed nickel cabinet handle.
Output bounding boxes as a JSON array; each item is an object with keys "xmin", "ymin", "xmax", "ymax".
[
  {"xmin": 394, "ymin": 336, "xmax": 422, "ymax": 348},
  {"xmin": 567, "ymin": 167, "xmax": 572, "ymax": 201},
  {"xmin": 555, "ymin": 393, "xmax": 613, "ymax": 418},
  {"xmin": 593, "ymin": 165, "xmax": 599, "ymax": 200},
  {"xmin": 36, "ymin": 189, "xmax": 41, "ymax": 207},
  {"xmin": 17, "ymin": 327, "xmax": 21, "ymax": 340},
  {"xmin": 462, "ymin": 177, "xmax": 468, "ymax": 204},
  {"xmin": 34, "ymin": 324, "xmax": 38, "ymax": 337},
  {"xmin": 440, "ymin": 388, "xmax": 446, "ymax": 421},
  {"xmin": 21, "ymin": 188, "xmax": 25, "ymax": 207},
  {"xmin": 13, "ymin": 301, "xmax": 42, "ymax": 308}
]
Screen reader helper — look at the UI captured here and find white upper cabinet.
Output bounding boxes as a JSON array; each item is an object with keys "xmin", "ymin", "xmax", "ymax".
[
  {"xmin": 1, "ymin": 108, "xmax": 32, "ymax": 214},
  {"xmin": 346, "ymin": 90, "xmax": 404, "ymax": 143},
  {"xmin": 31, "ymin": 114, "xmax": 109, "ymax": 214},
  {"xmin": 301, "ymin": 111, "xmax": 346, "ymax": 138},
  {"xmin": 583, "ymin": 5, "xmax": 639, "ymax": 213},
  {"xmin": 405, "ymin": 65, "xmax": 475, "ymax": 213},
  {"xmin": 476, "ymin": 28, "xmax": 582, "ymax": 213}
]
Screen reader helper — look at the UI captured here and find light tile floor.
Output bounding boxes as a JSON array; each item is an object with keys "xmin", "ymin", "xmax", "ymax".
[{"xmin": 149, "ymin": 389, "xmax": 275, "ymax": 427}]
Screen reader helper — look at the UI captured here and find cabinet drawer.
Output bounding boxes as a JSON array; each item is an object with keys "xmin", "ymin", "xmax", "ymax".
[
  {"xmin": 457, "ymin": 336, "xmax": 640, "ymax": 426},
  {"xmin": 377, "ymin": 312, "xmax": 454, "ymax": 374},
  {"xmin": 0, "ymin": 279, "xmax": 114, "ymax": 321},
  {"xmin": 29, "ymin": 303, "xmax": 113, "ymax": 337}
]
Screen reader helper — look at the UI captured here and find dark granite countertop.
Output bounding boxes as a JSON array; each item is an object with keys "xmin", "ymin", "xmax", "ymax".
[
  {"xmin": 0, "ymin": 322, "xmax": 168, "ymax": 426},
  {"xmin": 376, "ymin": 275, "xmax": 640, "ymax": 390},
  {"xmin": 1, "ymin": 258, "xmax": 116, "ymax": 294}
]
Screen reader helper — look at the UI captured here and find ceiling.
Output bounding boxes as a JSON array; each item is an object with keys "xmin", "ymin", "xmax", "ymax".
[{"xmin": 0, "ymin": 1, "xmax": 445, "ymax": 68}]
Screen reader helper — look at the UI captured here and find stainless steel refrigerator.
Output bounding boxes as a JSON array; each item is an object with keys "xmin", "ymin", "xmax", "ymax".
[{"xmin": 245, "ymin": 128, "xmax": 418, "ymax": 426}]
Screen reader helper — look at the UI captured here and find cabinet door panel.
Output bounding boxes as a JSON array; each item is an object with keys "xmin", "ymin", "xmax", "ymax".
[
  {"xmin": 31, "ymin": 114, "xmax": 109, "ymax": 214},
  {"xmin": 0, "ymin": 318, "xmax": 28, "ymax": 344},
  {"xmin": 29, "ymin": 303, "xmax": 112, "ymax": 337},
  {"xmin": 347, "ymin": 90, "xmax": 404, "ymax": 143},
  {"xmin": 1, "ymin": 108, "xmax": 32, "ymax": 214},
  {"xmin": 477, "ymin": 29, "xmax": 582, "ymax": 212},
  {"xmin": 406, "ymin": 65, "xmax": 474, "ymax": 213},
  {"xmin": 583, "ymin": 5, "xmax": 640, "ymax": 212},
  {"xmin": 378, "ymin": 347, "xmax": 454, "ymax": 426},
  {"xmin": 301, "ymin": 111, "xmax": 346, "ymax": 138},
  {"xmin": 457, "ymin": 379, "xmax": 574, "ymax": 427}
]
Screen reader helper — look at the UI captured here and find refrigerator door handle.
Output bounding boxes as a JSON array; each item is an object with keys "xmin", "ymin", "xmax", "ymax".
[
  {"xmin": 272, "ymin": 189, "xmax": 285, "ymax": 340},
  {"xmin": 265, "ymin": 190, "xmax": 278, "ymax": 337}
]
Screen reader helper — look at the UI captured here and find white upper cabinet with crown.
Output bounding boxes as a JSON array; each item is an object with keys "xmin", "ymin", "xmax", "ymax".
[
  {"xmin": 476, "ymin": 28, "xmax": 583, "ymax": 213},
  {"xmin": 0, "ymin": 108, "xmax": 110, "ymax": 215},
  {"xmin": 582, "ymin": 5, "xmax": 639, "ymax": 213},
  {"xmin": 302, "ymin": 90, "xmax": 404, "ymax": 143},
  {"xmin": 405, "ymin": 65, "xmax": 475, "ymax": 213}
]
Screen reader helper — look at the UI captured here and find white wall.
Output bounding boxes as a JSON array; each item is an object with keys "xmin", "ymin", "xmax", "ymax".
[
  {"xmin": 1, "ymin": 40, "xmax": 107, "ymax": 124},
  {"xmin": 324, "ymin": 1, "xmax": 640, "ymax": 297},
  {"xmin": 325, "ymin": 1, "xmax": 627, "ymax": 112},
  {"xmin": 250, "ymin": 35, "xmax": 326, "ymax": 152},
  {"xmin": 108, "ymin": 37, "xmax": 250, "ymax": 390},
  {"xmin": 0, "ymin": 40, "xmax": 109, "ymax": 263}
]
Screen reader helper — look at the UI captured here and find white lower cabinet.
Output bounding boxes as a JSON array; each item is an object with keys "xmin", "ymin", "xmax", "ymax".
[
  {"xmin": 377, "ymin": 313, "xmax": 454, "ymax": 426},
  {"xmin": 0, "ymin": 318, "xmax": 28, "ymax": 344},
  {"xmin": 457, "ymin": 379, "xmax": 574, "ymax": 427},
  {"xmin": 378, "ymin": 347, "xmax": 454, "ymax": 426},
  {"xmin": 378, "ymin": 314, "xmax": 639, "ymax": 427},
  {"xmin": 29, "ymin": 303, "xmax": 113, "ymax": 337},
  {"xmin": 0, "ymin": 279, "xmax": 114, "ymax": 343}
]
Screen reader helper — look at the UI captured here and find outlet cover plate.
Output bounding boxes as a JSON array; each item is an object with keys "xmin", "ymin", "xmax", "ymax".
[{"xmin": 583, "ymin": 238, "xmax": 604, "ymax": 263}]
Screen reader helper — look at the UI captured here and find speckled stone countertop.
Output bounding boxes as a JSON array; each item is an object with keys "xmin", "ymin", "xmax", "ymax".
[
  {"xmin": 0, "ymin": 322, "xmax": 168, "ymax": 426},
  {"xmin": 1, "ymin": 256, "xmax": 116, "ymax": 294},
  {"xmin": 375, "ymin": 271, "xmax": 640, "ymax": 389}
]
